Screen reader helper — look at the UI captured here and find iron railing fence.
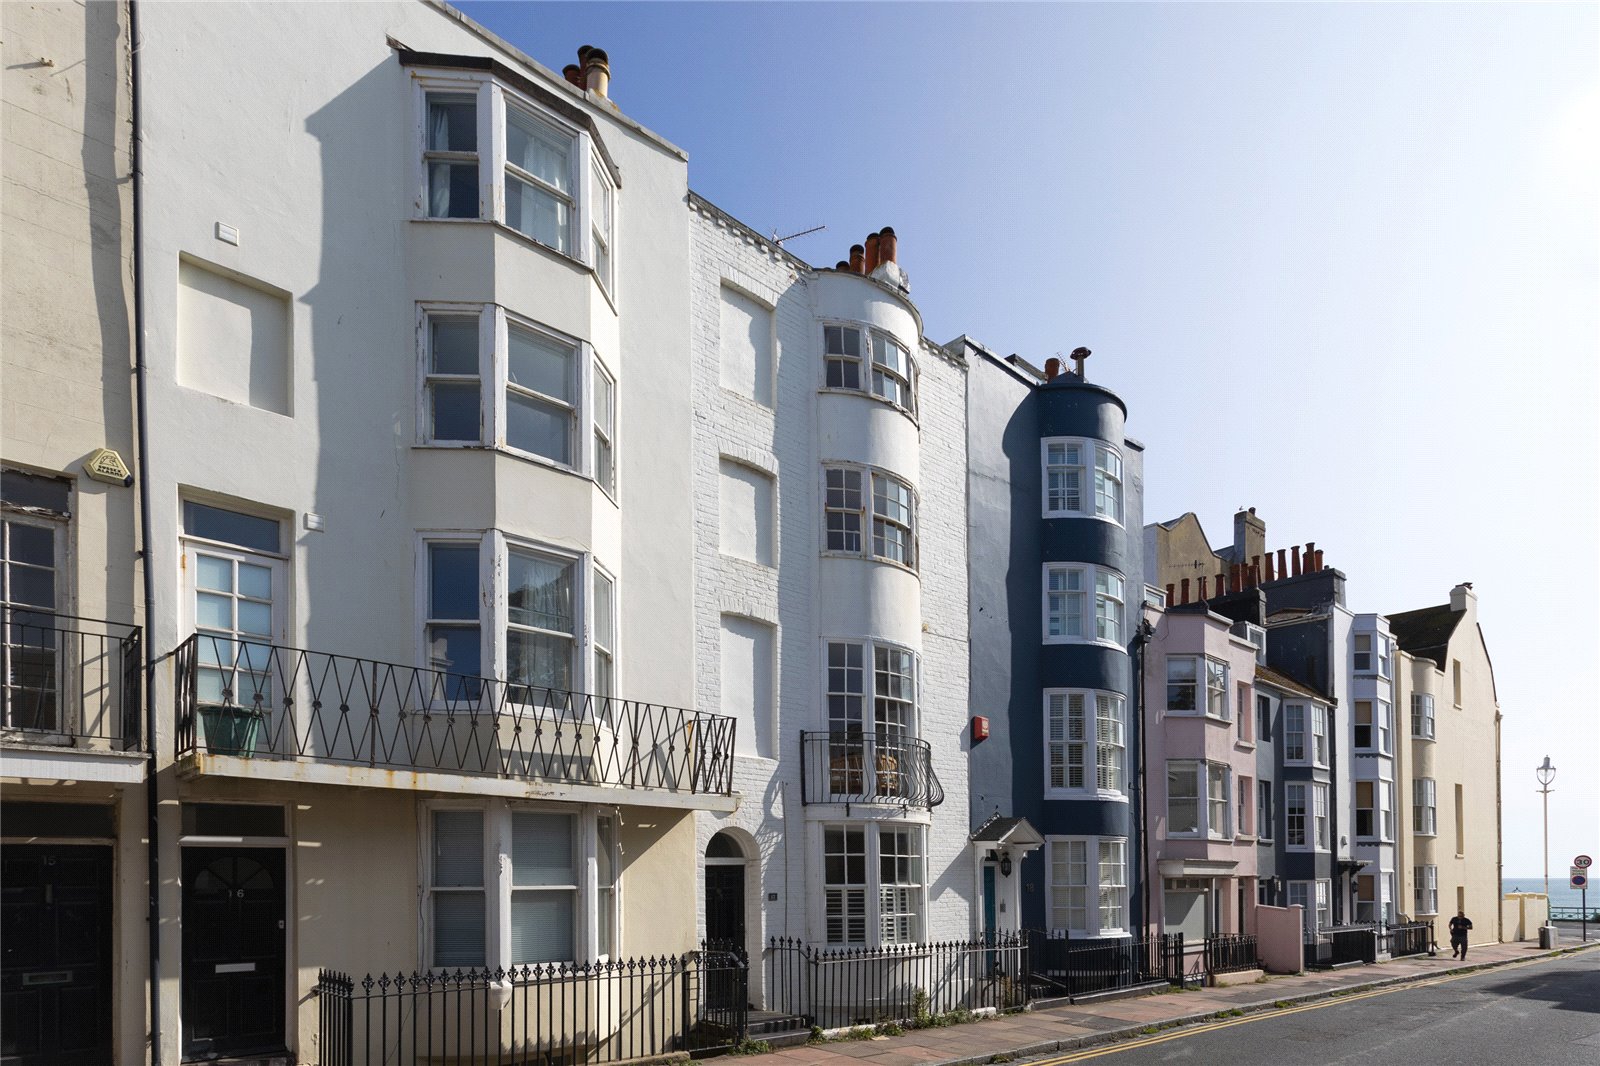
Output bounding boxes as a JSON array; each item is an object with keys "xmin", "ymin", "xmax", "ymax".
[
  {"xmin": 1304, "ymin": 924, "xmax": 1378, "ymax": 968},
  {"xmin": 1, "ymin": 603, "xmax": 141, "ymax": 749},
  {"xmin": 173, "ymin": 634, "xmax": 736, "ymax": 796},
  {"xmin": 1024, "ymin": 930, "xmax": 1185, "ymax": 998},
  {"xmin": 1550, "ymin": 906, "xmax": 1600, "ymax": 922},
  {"xmin": 313, "ymin": 946, "xmax": 748, "ymax": 1066},
  {"xmin": 798, "ymin": 731, "xmax": 945, "ymax": 809},
  {"xmin": 1379, "ymin": 921, "xmax": 1433, "ymax": 958},
  {"xmin": 765, "ymin": 934, "xmax": 1025, "ymax": 1030},
  {"xmin": 1203, "ymin": 933, "xmax": 1260, "ymax": 976}
]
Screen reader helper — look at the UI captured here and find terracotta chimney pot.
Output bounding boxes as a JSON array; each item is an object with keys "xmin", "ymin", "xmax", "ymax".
[
  {"xmin": 1166, "ymin": 583, "xmax": 1176, "ymax": 605},
  {"xmin": 582, "ymin": 47, "xmax": 610, "ymax": 97},
  {"xmin": 1180, "ymin": 578, "xmax": 1191, "ymax": 605},
  {"xmin": 878, "ymin": 227, "xmax": 897, "ymax": 264},
  {"xmin": 1277, "ymin": 548, "xmax": 1288, "ymax": 579},
  {"xmin": 563, "ymin": 64, "xmax": 585, "ymax": 89},
  {"xmin": 1044, "ymin": 357, "xmax": 1061, "ymax": 381},
  {"xmin": 864, "ymin": 232, "xmax": 881, "ymax": 274},
  {"xmin": 849, "ymin": 245, "xmax": 865, "ymax": 273}
]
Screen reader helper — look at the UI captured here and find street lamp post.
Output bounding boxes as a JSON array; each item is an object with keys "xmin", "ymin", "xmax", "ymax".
[{"xmin": 1536, "ymin": 756, "xmax": 1557, "ymax": 902}]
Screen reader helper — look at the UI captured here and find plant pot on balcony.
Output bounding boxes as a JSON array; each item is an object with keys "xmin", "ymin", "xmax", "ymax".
[{"xmin": 199, "ymin": 704, "xmax": 264, "ymax": 757}]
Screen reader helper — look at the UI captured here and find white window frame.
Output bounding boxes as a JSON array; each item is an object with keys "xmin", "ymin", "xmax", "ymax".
[
  {"xmin": 1045, "ymin": 836, "xmax": 1128, "ymax": 938},
  {"xmin": 1353, "ymin": 632, "xmax": 1373, "ymax": 673},
  {"xmin": 1355, "ymin": 699, "xmax": 1375, "ymax": 752},
  {"xmin": 1411, "ymin": 692, "xmax": 1436, "ymax": 740},
  {"xmin": 589, "ymin": 152, "xmax": 615, "ymax": 296},
  {"xmin": 1414, "ymin": 864, "xmax": 1439, "ymax": 916},
  {"xmin": 817, "ymin": 823, "xmax": 926, "ymax": 947},
  {"xmin": 1311, "ymin": 705, "xmax": 1329, "ymax": 768},
  {"xmin": 1041, "ymin": 439, "xmax": 1084, "ymax": 517},
  {"xmin": 1313, "ymin": 782, "xmax": 1330, "ymax": 850},
  {"xmin": 1040, "ymin": 437, "xmax": 1123, "ymax": 525},
  {"xmin": 821, "ymin": 464, "xmax": 917, "ymax": 572},
  {"xmin": 1257, "ymin": 779, "xmax": 1274, "ymax": 841},
  {"xmin": 180, "ymin": 499, "xmax": 289, "ymax": 718},
  {"xmin": 821, "ymin": 638, "xmax": 919, "ymax": 738},
  {"xmin": 1355, "ymin": 779, "xmax": 1377, "ymax": 841},
  {"xmin": 819, "ymin": 322, "xmax": 917, "ymax": 418},
  {"xmin": 1285, "ymin": 782, "xmax": 1308, "ymax": 850},
  {"xmin": 1377, "ymin": 699, "xmax": 1392, "ymax": 755},
  {"xmin": 1165, "ymin": 760, "xmax": 1201, "ymax": 837},
  {"xmin": 1042, "ymin": 563, "xmax": 1126, "ymax": 649},
  {"xmin": 413, "ymin": 75, "xmax": 613, "ymax": 282},
  {"xmin": 1045, "ymin": 689, "xmax": 1126, "ymax": 799},
  {"xmin": 422, "ymin": 800, "xmax": 617, "ymax": 970},
  {"xmin": 592, "ymin": 356, "xmax": 617, "ymax": 500},
  {"xmin": 1413, "ymin": 778, "xmax": 1437, "ymax": 836},
  {"xmin": 416, "ymin": 532, "xmax": 613, "ymax": 701},
  {"xmin": 1207, "ymin": 763, "xmax": 1232, "ymax": 839},
  {"xmin": 417, "ymin": 304, "xmax": 613, "ymax": 487},
  {"xmin": 1382, "ymin": 780, "xmax": 1396, "ymax": 842},
  {"xmin": 1165, "ymin": 760, "xmax": 1230, "ymax": 838},
  {"xmin": 1283, "ymin": 703, "xmax": 1307, "ymax": 763}
]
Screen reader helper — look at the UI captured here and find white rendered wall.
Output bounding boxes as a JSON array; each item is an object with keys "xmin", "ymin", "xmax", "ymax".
[{"xmin": 688, "ymin": 200, "xmax": 972, "ymax": 957}]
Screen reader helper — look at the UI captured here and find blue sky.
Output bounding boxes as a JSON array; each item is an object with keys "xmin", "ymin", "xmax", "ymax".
[{"xmin": 459, "ymin": 1, "xmax": 1599, "ymax": 876}]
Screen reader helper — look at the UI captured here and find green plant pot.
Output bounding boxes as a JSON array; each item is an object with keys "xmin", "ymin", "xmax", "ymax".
[{"xmin": 200, "ymin": 705, "xmax": 263, "ymax": 756}]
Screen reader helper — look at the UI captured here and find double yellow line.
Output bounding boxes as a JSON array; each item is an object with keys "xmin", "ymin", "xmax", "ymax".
[{"xmin": 1025, "ymin": 954, "xmax": 1559, "ymax": 1064}]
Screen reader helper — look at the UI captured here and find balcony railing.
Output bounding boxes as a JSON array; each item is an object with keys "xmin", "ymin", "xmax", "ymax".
[
  {"xmin": 799, "ymin": 730, "xmax": 944, "ymax": 809},
  {"xmin": 2, "ymin": 603, "xmax": 142, "ymax": 750},
  {"xmin": 173, "ymin": 634, "xmax": 735, "ymax": 796}
]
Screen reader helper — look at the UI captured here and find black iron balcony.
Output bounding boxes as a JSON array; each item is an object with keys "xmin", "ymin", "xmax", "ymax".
[
  {"xmin": 2, "ymin": 603, "xmax": 142, "ymax": 750},
  {"xmin": 799, "ymin": 730, "xmax": 943, "ymax": 809},
  {"xmin": 173, "ymin": 634, "xmax": 735, "ymax": 797}
]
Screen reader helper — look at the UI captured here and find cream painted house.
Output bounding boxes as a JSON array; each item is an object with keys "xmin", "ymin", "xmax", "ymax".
[
  {"xmin": 1390, "ymin": 583, "xmax": 1502, "ymax": 944},
  {"xmin": 1, "ymin": 3, "xmax": 149, "ymax": 1063}
]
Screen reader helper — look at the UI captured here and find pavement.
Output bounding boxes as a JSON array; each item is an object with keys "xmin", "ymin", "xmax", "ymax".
[{"xmin": 752, "ymin": 936, "xmax": 1600, "ymax": 1066}]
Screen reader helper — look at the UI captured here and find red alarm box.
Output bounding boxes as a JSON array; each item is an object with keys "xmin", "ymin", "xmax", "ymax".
[{"xmin": 972, "ymin": 715, "xmax": 989, "ymax": 741}]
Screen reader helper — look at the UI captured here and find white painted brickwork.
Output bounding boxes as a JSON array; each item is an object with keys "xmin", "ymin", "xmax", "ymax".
[{"xmin": 688, "ymin": 197, "xmax": 973, "ymax": 953}]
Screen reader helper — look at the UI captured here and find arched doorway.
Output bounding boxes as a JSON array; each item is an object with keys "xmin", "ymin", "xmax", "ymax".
[{"xmin": 704, "ymin": 831, "xmax": 747, "ymax": 949}]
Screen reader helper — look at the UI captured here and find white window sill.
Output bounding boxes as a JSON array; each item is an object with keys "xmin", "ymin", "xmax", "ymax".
[
  {"xmin": 816, "ymin": 386, "xmax": 918, "ymax": 427},
  {"xmin": 1235, "ymin": 740, "xmax": 1256, "ymax": 752},
  {"xmin": 818, "ymin": 549, "xmax": 920, "ymax": 578},
  {"xmin": 1256, "ymin": 837, "xmax": 1274, "ymax": 845},
  {"xmin": 1043, "ymin": 636, "xmax": 1127, "ymax": 653},
  {"xmin": 1046, "ymin": 790, "xmax": 1130, "ymax": 803},
  {"xmin": 1235, "ymin": 834, "xmax": 1256, "ymax": 844},
  {"xmin": 411, "ymin": 216, "xmax": 597, "ymax": 279},
  {"xmin": 1041, "ymin": 509, "xmax": 1125, "ymax": 530},
  {"xmin": 413, "ymin": 442, "xmax": 590, "ymax": 483}
]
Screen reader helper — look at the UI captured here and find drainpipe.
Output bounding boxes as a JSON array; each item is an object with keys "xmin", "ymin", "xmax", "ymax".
[
  {"xmin": 1134, "ymin": 618, "xmax": 1153, "ymax": 936},
  {"xmin": 127, "ymin": 2, "xmax": 162, "ymax": 1060},
  {"xmin": 1494, "ymin": 707, "xmax": 1503, "ymax": 944}
]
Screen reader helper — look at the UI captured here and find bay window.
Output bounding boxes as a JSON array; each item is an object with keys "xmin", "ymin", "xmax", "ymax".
[
  {"xmin": 822, "ymin": 464, "xmax": 917, "ymax": 570},
  {"xmin": 1356, "ymin": 780, "xmax": 1375, "ymax": 839},
  {"xmin": 821, "ymin": 824, "xmax": 924, "ymax": 946},
  {"xmin": 1166, "ymin": 761, "xmax": 1229, "ymax": 837},
  {"xmin": 1041, "ymin": 438, "xmax": 1124, "ymax": 525},
  {"xmin": 1377, "ymin": 700, "xmax": 1392, "ymax": 754},
  {"xmin": 1411, "ymin": 693, "xmax": 1435, "ymax": 739},
  {"xmin": 1284, "ymin": 704, "xmax": 1306, "ymax": 762},
  {"xmin": 1258, "ymin": 779, "xmax": 1274, "ymax": 841},
  {"xmin": 415, "ymin": 77, "xmax": 616, "ymax": 278},
  {"xmin": 1354, "ymin": 633, "xmax": 1372, "ymax": 673},
  {"xmin": 824, "ymin": 639, "xmax": 919, "ymax": 798},
  {"xmin": 1311, "ymin": 705, "xmax": 1328, "ymax": 767},
  {"xmin": 821, "ymin": 323, "xmax": 917, "ymax": 415},
  {"xmin": 1313, "ymin": 783, "xmax": 1330, "ymax": 849},
  {"xmin": 417, "ymin": 304, "xmax": 615, "ymax": 486},
  {"xmin": 1046, "ymin": 690, "xmax": 1125, "ymax": 797},
  {"xmin": 1206, "ymin": 659, "xmax": 1229, "ymax": 719},
  {"xmin": 1208, "ymin": 763, "xmax": 1231, "ymax": 838},
  {"xmin": 427, "ymin": 803, "xmax": 618, "ymax": 969},
  {"xmin": 1047, "ymin": 836, "xmax": 1127, "ymax": 938},
  {"xmin": 422, "ymin": 534, "xmax": 613, "ymax": 698},
  {"xmin": 1415, "ymin": 865, "xmax": 1439, "ymax": 915},
  {"xmin": 1413, "ymin": 778, "xmax": 1437, "ymax": 835},
  {"xmin": 1286, "ymin": 783, "xmax": 1307, "ymax": 848},
  {"xmin": 1043, "ymin": 564, "xmax": 1125, "ymax": 646},
  {"xmin": 1166, "ymin": 657, "xmax": 1198, "ymax": 712}
]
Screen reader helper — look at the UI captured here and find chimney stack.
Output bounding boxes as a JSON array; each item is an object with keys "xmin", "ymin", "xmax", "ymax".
[
  {"xmin": 1044, "ymin": 357, "xmax": 1061, "ymax": 381},
  {"xmin": 580, "ymin": 46, "xmax": 610, "ymax": 97},
  {"xmin": 878, "ymin": 227, "xmax": 897, "ymax": 264}
]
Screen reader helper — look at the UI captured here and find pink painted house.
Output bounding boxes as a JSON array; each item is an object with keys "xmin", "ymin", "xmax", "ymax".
[{"xmin": 1141, "ymin": 600, "xmax": 1261, "ymax": 943}]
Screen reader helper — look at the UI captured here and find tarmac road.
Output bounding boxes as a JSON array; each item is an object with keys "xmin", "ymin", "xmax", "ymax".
[{"xmin": 1016, "ymin": 951, "xmax": 1600, "ymax": 1065}]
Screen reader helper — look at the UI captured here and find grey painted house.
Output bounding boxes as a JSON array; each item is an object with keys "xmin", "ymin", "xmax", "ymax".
[{"xmin": 962, "ymin": 343, "xmax": 1145, "ymax": 939}]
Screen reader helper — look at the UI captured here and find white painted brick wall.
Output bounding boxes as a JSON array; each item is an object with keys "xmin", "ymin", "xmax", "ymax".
[{"xmin": 688, "ymin": 198, "xmax": 973, "ymax": 951}]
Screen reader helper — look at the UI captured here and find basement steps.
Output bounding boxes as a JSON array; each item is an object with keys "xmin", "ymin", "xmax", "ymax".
[{"xmin": 746, "ymin": 1010, "xmax": 813, "ymax": 1048}]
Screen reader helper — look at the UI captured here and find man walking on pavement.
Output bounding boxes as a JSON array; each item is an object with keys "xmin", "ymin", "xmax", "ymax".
[{"xmin": 1449, "ymin": 909, "xmax": 1474, "ymax": 959}]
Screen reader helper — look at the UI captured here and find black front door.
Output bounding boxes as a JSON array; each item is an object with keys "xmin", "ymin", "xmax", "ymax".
[
  {"xmin": 181, "ymin": 847, "xmax": 285, "ymax": 1061},
  {"xmin": 705, "ymin": 863, "xmax": 745, "ymax": 948},
  {"xmin": 0, "ymin": 844, "xmax": 114, "ymax": 1066}
]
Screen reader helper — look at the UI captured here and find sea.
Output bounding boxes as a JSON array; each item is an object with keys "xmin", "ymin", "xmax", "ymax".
[{"xmin": 1501, "ymin": 877, "xmax": 1590, "ymax": 910}]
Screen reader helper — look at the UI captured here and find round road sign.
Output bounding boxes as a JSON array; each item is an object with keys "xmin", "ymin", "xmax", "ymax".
[
  {"xmin": 1575, "ymin": 854, "xmax": 1593, "ymax": 869},
  {"xmin": 1572, "ymin": 872, "xmax": 1589, "ymax": 890}
]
